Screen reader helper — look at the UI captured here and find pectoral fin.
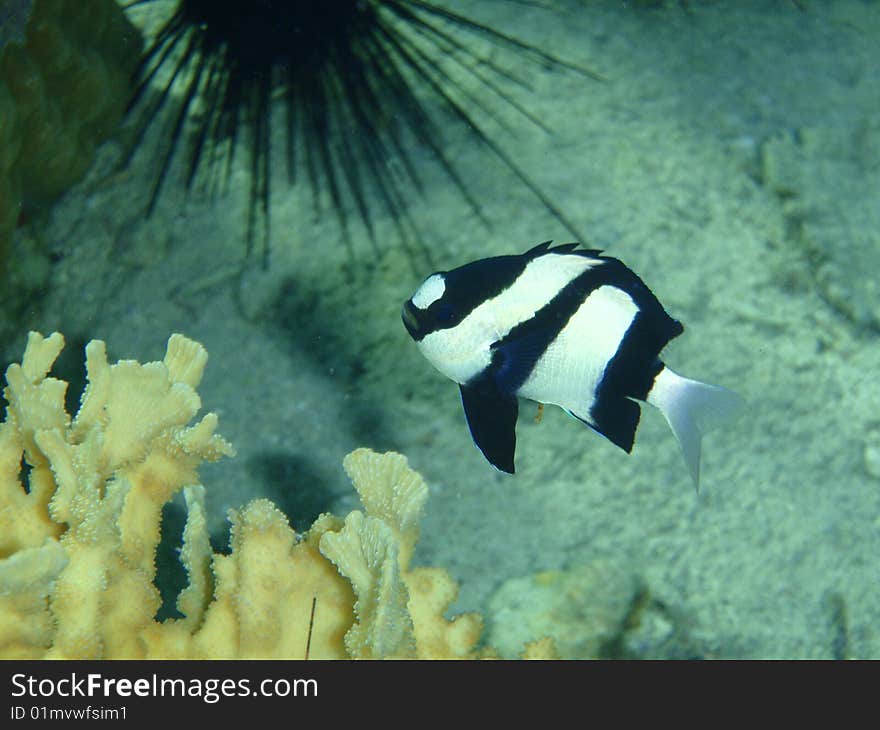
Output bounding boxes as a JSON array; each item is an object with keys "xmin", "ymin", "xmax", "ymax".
[{"xmin": 459, "ymin": 375, "xmax": 519, "ymax": 473}]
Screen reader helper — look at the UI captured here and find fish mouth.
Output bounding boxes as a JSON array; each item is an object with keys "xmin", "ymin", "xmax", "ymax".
[{"xmin": 401, "ymin": 300, "xmax": 420, "ymax": 338}]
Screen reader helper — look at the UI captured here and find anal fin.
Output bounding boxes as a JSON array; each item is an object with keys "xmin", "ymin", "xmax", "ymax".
[{"xmin": 569, "ymin": 396, "xmax": 641, "ymax": 453}]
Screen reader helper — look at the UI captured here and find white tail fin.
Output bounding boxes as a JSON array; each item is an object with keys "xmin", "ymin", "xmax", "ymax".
[{"xmin": 646, "ymin": 367, "xmax": 744, "ymax": 491}]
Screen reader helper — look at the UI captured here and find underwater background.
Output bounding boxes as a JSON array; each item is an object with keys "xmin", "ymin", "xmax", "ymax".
[{"xmin": 2, "ymin": 0, "xmax": 879, "ymax": 658}]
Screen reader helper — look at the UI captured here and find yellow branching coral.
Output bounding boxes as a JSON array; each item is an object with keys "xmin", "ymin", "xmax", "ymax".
[
  {"xmin": 0, "ymin": 332, "xmax": 554, "ymax": 659},
  {"xmin": 0, "ymin": 331, "xmax": 233, "ymax": 658},
  {"xmin": 321, "ymin": 449, "xmax": 486, "ymax": 658}
]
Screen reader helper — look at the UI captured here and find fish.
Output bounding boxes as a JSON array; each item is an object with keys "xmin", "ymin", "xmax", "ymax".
[{"xmin": 401, "ymin": 241, "xmax": 743, "ymax": 490}]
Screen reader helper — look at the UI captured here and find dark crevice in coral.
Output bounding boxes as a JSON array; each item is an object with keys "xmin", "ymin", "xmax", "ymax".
[
  {"xmin": 17, "ymin": 454, "xmax": 30, "ymax": 494},
  {"xmin": 154, "ymin": 497, "xmax": 189, "ymax": 622},
  {"xmin": 45, "ymin": 334, "xmax": 90, "ymax": 418}
]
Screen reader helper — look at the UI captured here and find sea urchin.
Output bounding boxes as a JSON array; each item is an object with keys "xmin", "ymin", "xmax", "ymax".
[{"xmin": 123, "ymin": 0, "xmax": 599, "ymax": 264}]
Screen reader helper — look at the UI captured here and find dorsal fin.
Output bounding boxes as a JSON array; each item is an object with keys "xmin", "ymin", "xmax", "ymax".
[
  {"xmin": 524, "ymin": 240, "xmax": 553, "ymax": 258},
  {"xmin": 523, "ymin": 241, "xmax": 604, "ymax": 259},
  {"xmin": 548, "ymin": 242, "xmax": 580, "ymax": 254}
]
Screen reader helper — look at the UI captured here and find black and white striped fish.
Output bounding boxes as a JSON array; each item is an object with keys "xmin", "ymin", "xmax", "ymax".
[{"xmin": 401, "ymin": 241, "xmax": 742, "ymax": 489}]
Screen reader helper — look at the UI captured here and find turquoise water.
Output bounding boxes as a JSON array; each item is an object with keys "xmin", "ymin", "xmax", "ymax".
[{"xmin": 3, "ymin": 0, "xmax": 879, "ymax": 658}]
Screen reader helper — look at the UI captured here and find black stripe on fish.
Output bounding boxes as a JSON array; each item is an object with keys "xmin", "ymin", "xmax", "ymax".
[
  {"xmin": 588, "ymin": 267, "xmax": 684, "ymax": 451},
  {"xmin": 490, "ymin": 255, "xmax": 677, "ymax": 391},
  {"xmin": 471, "ymin": 254, "xmax": 682, "ymax": 456}
]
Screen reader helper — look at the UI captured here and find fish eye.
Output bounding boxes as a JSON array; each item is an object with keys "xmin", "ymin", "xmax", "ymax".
[{"xmin": 436, "ymin": 301, "xmax": 456, "ymax": 324}]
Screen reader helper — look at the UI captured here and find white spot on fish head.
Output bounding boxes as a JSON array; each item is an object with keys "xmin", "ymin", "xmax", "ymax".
[{"xmin": 411, "ymin": 273, "xmax": 446, "ymax": 310}]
